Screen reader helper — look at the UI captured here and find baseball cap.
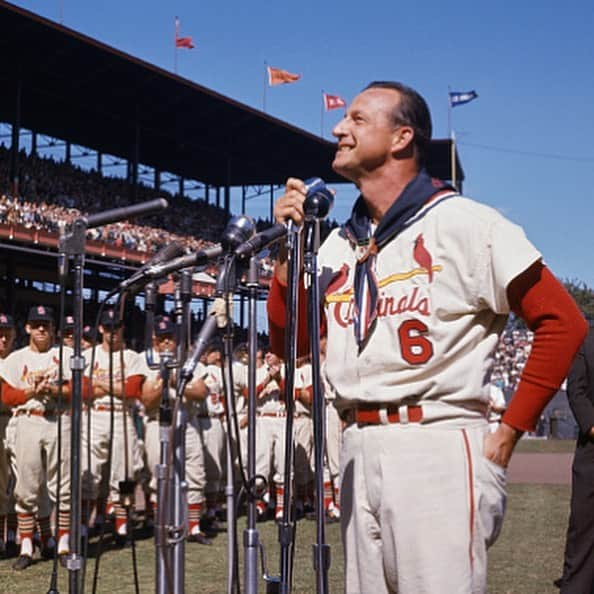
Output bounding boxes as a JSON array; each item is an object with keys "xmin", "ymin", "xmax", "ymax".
[
  {"xmin": 64, "ymin": 315, "xmax": 75, "ymax": 331},
  {"xmin": 27, "ymin": 305, "xmax": 54, "ymax": 323},
  {"xmin": 0, "ymin": 313, "xmax": 15, "ymax": 329},
  {"xmin": 99, "ymin": 309, "xmax": 122, "ymax": 328},
  {"xmin": 154, "ymin": 315, "xmax": 175, "ymax": 336},
  {"xmin": 82, "ymin": 325, "xmax": 95, "ymax": 343}
]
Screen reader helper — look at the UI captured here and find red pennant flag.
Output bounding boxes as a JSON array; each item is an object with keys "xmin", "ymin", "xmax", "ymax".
[
  {"xmin": 323, "ymin": 92, "xmax": 347, "ymax": 111},
  {"xmin": 175, "ymin": 17, "xmax": 195, "ymax": 50},
  {"xmin": 176, "ymin": 36, "xmax": 194, "ymax": 49},
  {"xmin": 267, "ymin": 66, "xmax": 301, "ymax": 86}
]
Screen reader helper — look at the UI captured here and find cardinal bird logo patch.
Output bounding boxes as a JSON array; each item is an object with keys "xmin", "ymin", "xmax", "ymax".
[{"xmin": 413, "ymin": 234, "xmax": 434, "ymax": 283}]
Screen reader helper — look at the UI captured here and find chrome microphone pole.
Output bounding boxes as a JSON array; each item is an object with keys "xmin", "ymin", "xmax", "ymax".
[
  {"xmin": 278, "ymin": 221, "xmax": 301, "ymax": 594},
  {"xmin": 244, "ymin": 255, "xmax": 261, "ymax": 594},
  {"xmin": 303, "ymin": 217, "xmax": 330, "ymax": 594}
]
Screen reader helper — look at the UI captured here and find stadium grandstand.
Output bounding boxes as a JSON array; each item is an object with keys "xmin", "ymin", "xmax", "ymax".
[
  {"xmin": 0, "ymin": 0, "xmax": 463, "ymax": 333},
  {"xmin": 4, "ymin": 2, "xmax": 575, "ymax": 439}
]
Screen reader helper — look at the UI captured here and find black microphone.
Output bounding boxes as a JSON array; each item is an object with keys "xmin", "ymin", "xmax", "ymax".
[
  {"xmin": 234, "ymin": 178, "xmax": 334, "ymax": 259},
  {"xmin": 179, "ymin": 315, "xmax": 218, "ymax": 387},
  {"xmin": 85, "ymin": 198, "xmax": 168, "ymax": 229},
  {"xmin": 118, "ymin": 241, "xmax": 186, "ymax": 293},
  {"xmin": 143, "ymin": 245, "xmax": 224, "ymax": 281},
  {"xmin": 127, "ymin": 214, "xmax": 256, "ymax": 287},
  {"xmin": 234, "ymin": 224, "xmax": 287, "ymax": 259},
  {"xmin": 303, "ymin": 177, "xmax": 334, "ymax": 219}
]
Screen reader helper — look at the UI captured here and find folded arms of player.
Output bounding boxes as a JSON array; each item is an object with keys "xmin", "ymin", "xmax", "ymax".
[{"xmin": 1, "ymin": 378, "xmax": 72, "ymax": 406}]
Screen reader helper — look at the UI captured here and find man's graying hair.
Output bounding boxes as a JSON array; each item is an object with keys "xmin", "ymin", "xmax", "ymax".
[{"xmin": 364, "ymin": 81, "xmax": 432, "ymax": 166}]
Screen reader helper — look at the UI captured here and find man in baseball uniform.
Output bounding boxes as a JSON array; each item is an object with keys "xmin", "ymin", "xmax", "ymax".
[
  {"xmin": 320, "ymin": 336, "xmax": 341, "ymax": 522},
  {"xmin": 81, "ymin": 309, "xmax": 145, "ymax": 543},
  {"xmin": 194, "ymin": 344, "xmax": 227, "ymax": 530},
  {"xmin": 250, "ymin": 348, "xmax": 286, "ymax": 521},
  {"xmin": 139, "ymin": 315, "xmax": 212, "ymax": 544},
  {"xmin": 0, "ymin": 306, "xmax": 72, "ymax": 570},
  {"xmin": 0, "ymin": 313, "xmax": 17, "ymax": 558},
  {"xmin": 293, "ymin": 356, "xmax": 314, "ymax": 516},
  {"xmin": 268, "ymin": 81, "xmax": 588, "ymax": 593}
]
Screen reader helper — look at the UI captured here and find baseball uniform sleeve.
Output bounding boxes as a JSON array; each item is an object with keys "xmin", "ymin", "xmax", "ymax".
[
  {"xmin": 1, "ymin": 381, "xmax": 27, "ymax": 406},
  {"xmin": 267, "ymin": 272, "xmax": 309, "ymax": 357},
  {"xmin": 501, "ymin": 262, "xmax": 588, "ymax": 431},
  {"xmin": 477, "ymin": 216, "xmax": 542, "ymax": 314}
]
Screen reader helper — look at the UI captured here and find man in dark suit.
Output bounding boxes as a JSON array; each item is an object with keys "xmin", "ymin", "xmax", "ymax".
[{"xmin": 558, "ymin": 323, "xmax": 594, "ymax": 593}]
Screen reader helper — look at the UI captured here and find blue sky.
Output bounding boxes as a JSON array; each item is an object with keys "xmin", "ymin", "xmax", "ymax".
[{"xmin": 10, "ymin": 0, "xmax": 594, "ymax": 288}]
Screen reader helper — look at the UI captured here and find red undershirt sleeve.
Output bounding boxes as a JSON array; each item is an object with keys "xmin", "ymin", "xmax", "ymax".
[
  {"xmin": 124, "ymin": 374, "xmax": 144, "ymax": 400},
  {"xmin": 1, "ymin": 382, "xmax": 27, "ymax": 407},
  {"xmin": 267, "ymin": 271, "xmax": 317, "ymax": 358},
  {"xmin": 502, "ymin": 262, "xmax": 588, "ymax": 432}
]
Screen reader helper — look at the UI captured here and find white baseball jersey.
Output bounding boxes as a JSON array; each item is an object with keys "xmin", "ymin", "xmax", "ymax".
[
  {"xmin": 200, "ymin": 364, "xmax": 225, "ymax": 417},
  {"xmin": 136, "ymin": 350, "xmax": 196, "ymax": 416},
  {"xmin": 256, "ymin": 364, "xmax": 284, "ymax": 415},
  {"xmin": 0, "ymin": 346, "xmax": 73, "ymax": 413},
  {"xmin": 85, "ymin": 345, "xmax": 143, "ymax": 404},
  {"xmin": 294, "ymin": 363, "xmax": 312, "ymax": 417},
  {"xmin": 319, "ymin": 195, "xmax": 541, "ymax": 423}
]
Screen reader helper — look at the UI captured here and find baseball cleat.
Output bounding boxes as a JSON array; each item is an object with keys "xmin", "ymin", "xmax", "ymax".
[
  {"xmin": 12, "ymin": 555, "xmax": 34, "ymax": 571},
  {"xmin": 187, "ymin": 532, "xmax": 212, "ymax": 545}
]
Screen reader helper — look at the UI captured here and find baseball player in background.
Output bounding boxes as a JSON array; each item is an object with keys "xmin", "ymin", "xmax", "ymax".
[
  {"xmin": 81, "ymin": 309, "xmax": 145, "ymax": 544},
  {"xmin": 139, "ymin": 315, "xmax": 212, "ymax": 544},
  {"xmin": 0, "ymin": 313, "xmax": 17, "ymax": 558},
  {"xmin": 293, "ymin": 356, "xmax": 314, "ymax": 516},
  {"xmin": 193, "ymin": 344, "xmax": 227, "ymax": 530},
  {"xmin": 268, "ymin": 81, "xmax": 588, "ymax": 593},
  {"xmin": 0, "ymin": 306, "xmax": 72, "ymax": 570},
  {"xmin": 319, "ymin": 336, "xmax": 341, "ymax": 521},
  {"xmin": 251, "ymin": 348, "xmax": 286, "ymax": 521}
]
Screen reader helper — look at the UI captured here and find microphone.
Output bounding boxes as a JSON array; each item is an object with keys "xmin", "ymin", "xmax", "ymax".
[
  {"xmin": 234, "ymin": 178, "xmax": 334, "ymax": 259},
  {"xmin": 121, "ymin": 215, "xmax": 257, "ymax": 289},
  {"xmin": 85, "ymin": 198, "xmax": 168, "ymax": 229},
  {"xmin": 221, "ymin": 214, "xmax": 257, "ymax": 250},
  {"xmin": 234, "ymin": 224, "xmax": 287, "ymax": 259},
  {"xmin": 178, "ymin": 257, "xmax": 236, "ymax": 391},
  {"xmin": 303, "ymin": 177, "xmax": 334, "ymax": 219},
  {"xmin": 143, "ymin": 245, "xmax": 224, "ymax": 281},
  {"xmin": 118, "ymin": 241, "xmax": 186, "ymax": 293}
]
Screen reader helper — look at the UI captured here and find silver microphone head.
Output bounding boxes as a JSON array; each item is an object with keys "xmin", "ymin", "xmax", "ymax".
[
  {"xmin": 303, "ymin": 177, "xmax": 334, "ymax": 219},
  {"xmin": 221, "ymin": 214, "xmax": 256, "ymax": 250}
]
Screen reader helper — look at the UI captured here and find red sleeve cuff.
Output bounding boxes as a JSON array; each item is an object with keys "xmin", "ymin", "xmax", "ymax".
[
  {"xmin": 125, "ymin": 375, "xmax": 144, "ymax": 400},
  {"xmin": 502, "ymin": 263, "xmax": 588, "ymax": 431},
  {"xmin": 1, "ymin": 383, "xmax": 27, "ymax": 407}
]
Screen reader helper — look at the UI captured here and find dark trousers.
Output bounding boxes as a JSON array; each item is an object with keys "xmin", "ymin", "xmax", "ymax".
[{"xmin": 560, "ymin": 440, "xmax": 594, "ymax": 594}]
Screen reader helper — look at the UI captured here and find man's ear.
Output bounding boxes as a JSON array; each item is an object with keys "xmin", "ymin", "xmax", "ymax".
[{"xmin": 391, "ymin": 125, "xmax": 415, "ymax": 156}]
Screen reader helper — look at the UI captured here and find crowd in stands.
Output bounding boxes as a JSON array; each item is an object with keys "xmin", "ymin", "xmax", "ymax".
[
  {"xmin": 0, "ymin": 145, "xmax": 229, "ymax": 254},
  {"xmin": 490, "ymin": 321, "xmax": 534, "ymax": 395}
]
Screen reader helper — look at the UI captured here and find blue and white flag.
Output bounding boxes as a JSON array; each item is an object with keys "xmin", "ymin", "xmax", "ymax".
[{"xmin": 449, "ymin": 90, "xmax": 478, "ymax": 107}]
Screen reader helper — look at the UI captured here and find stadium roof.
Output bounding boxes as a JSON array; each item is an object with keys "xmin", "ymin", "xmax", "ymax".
[{"xmin": 0, "ymin": 1, "xmax": 464, "ymax": 187}]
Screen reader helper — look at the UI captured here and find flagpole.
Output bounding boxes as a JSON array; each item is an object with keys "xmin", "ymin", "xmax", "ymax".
[
  {"xmin": 174, "ymin": 17, "xmax": 178, "ymax": 75},
  {"xmin": 451, "ymin": 130, "xmax": 457, "ymax": 190},
  {"xmin": 321, "ymin": 90, "xmax": 324, "ymax": 138},
  {"xmin": 263, "ymin": 61, "xmax": 268, "ymax": 113},
  {"xmin": 447, "ymin": 85, "xmax": 452, "ymax": 139}
]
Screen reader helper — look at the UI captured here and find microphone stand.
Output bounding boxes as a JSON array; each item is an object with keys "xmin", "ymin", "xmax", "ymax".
[
  {"xmin": 244, "ymin": 255, "xmax": 260, "ymax": 594},
  {"xmin": 59, "ymin": 217, "xmax": 87, "ymax": 594},
  {"xmin": 173, "ymin": 269, "xmax": 193, "ymax": 594},
  {"xmin": 303, "ymin": 216, "xmax": 330, "ymax": 594},
  {"xmin": 278, "ymin": 223, "xmax": 302, "ymax": 594},
  {"xmin": 56, "ymin": 200, "xmax": 168, "ymax": 594}
]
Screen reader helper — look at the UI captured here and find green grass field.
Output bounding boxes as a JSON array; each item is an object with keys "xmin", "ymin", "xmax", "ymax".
[{"xmin": 0, "ymin": 442, "xmax": 573, "ymax": 593}]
